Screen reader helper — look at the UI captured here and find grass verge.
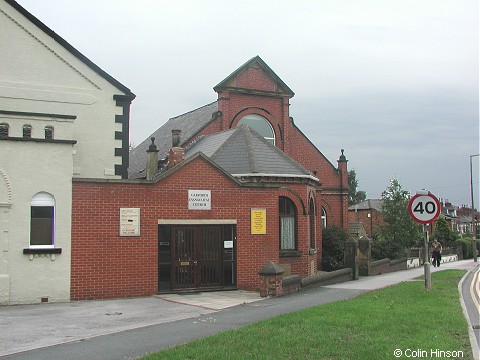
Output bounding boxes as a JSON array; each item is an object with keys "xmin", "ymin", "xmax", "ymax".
[{"xmin": 143, "ymin": 270, "xmax": 472, "ymax": 360}]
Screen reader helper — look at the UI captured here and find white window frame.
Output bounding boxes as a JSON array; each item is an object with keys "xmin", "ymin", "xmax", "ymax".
[
  {"xmin": 30, "ymin": 192, "xmax": 55, "ymax": 249},
  {"xmin": 237, "ymin": 114, "xmax": 275, "ymax": 145},
  {"xmin": 279, "ymin": 196, "xmax": 297, "ymax": 250},
  {"xmin": 321, "ymin": 207, "xmax": 327, "ymax": 229}
]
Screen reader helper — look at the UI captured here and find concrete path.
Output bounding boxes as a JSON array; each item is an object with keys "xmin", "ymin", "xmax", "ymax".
[
  {"xmin": 0, "ymin": 290, "xmax": 261, "ymax": 357},
  {"xmin": 157, "ymin": 289, "xmax": 262, "ymax": 310},
  {"xmin": 0, "ymin": 259, "xmax": 477, "ymax": 360}
]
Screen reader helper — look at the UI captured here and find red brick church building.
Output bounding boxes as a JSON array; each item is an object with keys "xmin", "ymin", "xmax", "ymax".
[{"xmin": 71, "ymin": 56, "xmax": 349, "ymax": 300}]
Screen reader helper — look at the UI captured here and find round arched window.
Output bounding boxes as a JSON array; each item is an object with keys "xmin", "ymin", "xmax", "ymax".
[
  {"xmin": 30, "ymin": 192, "xmax": 55, "ymax": 247},
  {"xmin": 237, "ymin": 114, "xmax": 275, "ymax": 145}
]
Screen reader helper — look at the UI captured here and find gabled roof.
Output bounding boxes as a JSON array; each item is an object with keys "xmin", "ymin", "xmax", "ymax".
[
  {"xmin": 129, "ymin": 102, "xmax": 218, "ymax": 178},
  {"xmin": 214, "ymin": 56, "xmax": 295, "ymax": 97},
  {"xmin": 349, "ymin": 222, "xmax": 371, "ymax": 240},
  {"xmin": 4, "ymin": 0, "xmax": 135, "ymax": 98},
  {"xmin": 186, "ymin": 125, "xmax": 317, "ymax": 180},
  {"xmin": 151, "ymin": 151, "xmax": 242, "ymax": 186},
  {"xmin": 348, "ymin": 199, "xmax": 383, "ymax": 212}
]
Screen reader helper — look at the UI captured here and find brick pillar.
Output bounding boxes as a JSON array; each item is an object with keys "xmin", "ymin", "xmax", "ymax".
[
  {"xmin": 258, "ymin": 261, "xmax": 285, "ymax": 297},
  {"xmin": 167, "ymin": 147, "xmax": 185, "ymax": 169},
  {"xmin": 167, "ymin": 130, "xmax": 185, "ymax": 169}
]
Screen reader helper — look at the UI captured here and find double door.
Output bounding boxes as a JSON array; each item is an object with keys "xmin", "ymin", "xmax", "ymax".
[{"xmin": 172, "ymin": 226, "xmax": 223, "ymax": 290}]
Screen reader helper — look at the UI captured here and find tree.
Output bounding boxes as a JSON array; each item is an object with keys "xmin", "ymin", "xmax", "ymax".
[
  {"xmin": 433, "ymin": 217, "xmax": 453, "ymax": 244},
  {"xmin": 375, "ymin": 178, "xmax": 422, "ymax": 259},
  {"xmin": 348, "ymin": 169, "xmax": 367, "ymax": 206}
]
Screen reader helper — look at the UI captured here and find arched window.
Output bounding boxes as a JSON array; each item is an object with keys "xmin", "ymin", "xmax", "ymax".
[
  {"xmin": 279, "ymin": 196, "xmax": 296, "ymax": 250},
  {"xmin": 0, "ymin": 123, "xmax": 9, "ymax": 137},
  {"xmin": 23, "ymin": 124, "xmax": 32, "ymax": 138},
  {"xmin": 237, "ymin": 114, "xmax": 275, "ymax": 145},
  {"xmin": 309, "ymin": 198, "xmax": 315, "ymax": 249},
  {"xmin": 30, "ymin": 192, "xmax": 55, "ymax": 248},
  {"xmin": 321, "ymin": 207, "xmax": 327, "ymax": 228},
  {"xmin": 45, "ymin": 126, "xmax": 54, "ymax": 140}
]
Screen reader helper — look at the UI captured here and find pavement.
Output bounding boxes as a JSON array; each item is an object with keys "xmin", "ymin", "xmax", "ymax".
[{"xmin": 0, "ymin": 259, "xmax": 478, "ymax": 360}]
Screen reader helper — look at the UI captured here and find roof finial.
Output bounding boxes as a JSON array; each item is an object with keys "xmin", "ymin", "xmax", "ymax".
[{"xmin": 147, "ymin": 137, "xmax": 158, "ymax": 152}]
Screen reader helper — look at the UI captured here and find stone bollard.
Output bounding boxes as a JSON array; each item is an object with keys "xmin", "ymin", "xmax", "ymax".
[
  {"xmin": 357, "ymin": 238, "xmax": 372, "ymax": 276},
  {"xmin": 258, "ymin": 261, "xmax": 285, "ymax": 297},
  {"xmin": 344, "ymin": 238, "xmax": 359, "ymax": 280}
]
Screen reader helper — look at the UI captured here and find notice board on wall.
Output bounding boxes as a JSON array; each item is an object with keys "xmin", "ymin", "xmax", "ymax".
[
  {"xmin": 251, "ymin": 208, "xmax": 266, "ymax": 234},
  {"xmin": 119, "ymin": 208, "xmax": 140, "ymax": 236}
]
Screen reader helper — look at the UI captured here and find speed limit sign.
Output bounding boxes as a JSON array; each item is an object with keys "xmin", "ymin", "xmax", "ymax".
[{"xmin": 408, "ymin": 193, "xmax": 441, "ymax": 224}]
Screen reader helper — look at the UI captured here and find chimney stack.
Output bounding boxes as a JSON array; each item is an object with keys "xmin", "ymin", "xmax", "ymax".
[
  {"xmin": 146, "ymin": 137, "xmax": 159, "ymax": 180},
  {"xmin": 167, "ymin": 130, "xmax": 185, "ymax": 169}
]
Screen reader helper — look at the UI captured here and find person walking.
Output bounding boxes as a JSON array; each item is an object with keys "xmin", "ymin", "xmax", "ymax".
[{"xmin": 432, "ymin": 238, "xmax": 442, "ymax": 267}]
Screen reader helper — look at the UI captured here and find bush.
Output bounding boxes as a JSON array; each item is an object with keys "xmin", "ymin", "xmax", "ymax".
[
  {"xmin": 321, "ymin": 225, "xmax": 349, "ymax": 271},
  {"xmin": 371, "ymin": 234, "xmax": 408, "ymax": 261},
  {"xmin": 456, "ymin": 237, "xmax": 473, "ymax": 259}
]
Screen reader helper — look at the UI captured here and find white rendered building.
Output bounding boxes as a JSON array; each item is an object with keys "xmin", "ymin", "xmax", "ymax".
[{"xmin": 0, "ymin": 0, "xmax": 134, "ymax": 304}]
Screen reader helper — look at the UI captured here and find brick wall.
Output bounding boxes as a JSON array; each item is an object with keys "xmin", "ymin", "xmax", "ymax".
[
  {"xmin": 348, "ymin": 209, "xmax": 385, "ymax": 237},
  {"xmin": 236, "ymin": 66, "xmax": 276, "ymax": 92},
  {"xmin": 71, "ymin": 156, "xmax": 319, "ymax": 300},
  {"xmin": 214, "ymin": 67, "xmax": 348, "ymax": 231}
]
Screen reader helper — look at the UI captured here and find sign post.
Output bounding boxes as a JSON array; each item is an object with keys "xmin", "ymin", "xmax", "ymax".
[{"xmin": 408, "ymin": 192, "xmax": 441, "ymax": 290}]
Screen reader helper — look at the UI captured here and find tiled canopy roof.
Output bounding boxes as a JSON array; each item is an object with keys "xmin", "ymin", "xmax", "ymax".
[{"xmin": 186, "ymin": 125, "xmax": 316, "ymax": 179}]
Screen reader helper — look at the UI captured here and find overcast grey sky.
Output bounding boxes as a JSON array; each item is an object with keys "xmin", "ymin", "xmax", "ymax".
[{"xmin": 17, "ymin": 0, "xmax": 479, "ymax": 206}]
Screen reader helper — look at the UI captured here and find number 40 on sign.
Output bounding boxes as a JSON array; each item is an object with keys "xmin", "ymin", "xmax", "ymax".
[{"xmin": 408, "ymin": 193, "xmax": 441, "ymax": 224}]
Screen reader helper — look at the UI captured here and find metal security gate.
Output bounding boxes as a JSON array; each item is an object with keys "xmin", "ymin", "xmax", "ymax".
[
  {"xmin": 199, "ymin": 227, "xmax": 222, "ymax": 287},
  {"xmin": 172, "ymin": 228, "xmax": 196, "ymax": 289},
  {"xmin": 172, "ymin": 226, "xmax": 222, "ymax": 290}
]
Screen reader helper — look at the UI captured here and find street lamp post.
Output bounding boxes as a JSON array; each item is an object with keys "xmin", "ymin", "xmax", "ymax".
[{"xmin": 470, "ymin": 154, "xmax": 479, "ymax": 262}]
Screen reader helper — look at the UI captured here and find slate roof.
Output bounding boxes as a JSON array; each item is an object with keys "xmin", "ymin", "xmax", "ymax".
[
  {"xmin": 348, "ymin": 199, "xmax": 383, "ymax": 212},
  {"xmin": 185, "ymin": 125, "xmax": 317, "ymax": 179},
  {"xmin": 457, "ymin": 215, "xmax": 472, "ymax": 224},
  {"xmin": 129, "ymin": 102, "xmax": 218, "ymax": 178}
]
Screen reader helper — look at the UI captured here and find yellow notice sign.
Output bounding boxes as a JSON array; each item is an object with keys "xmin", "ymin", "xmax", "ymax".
[{"xmin": 251, "ymin": 208, "xmax": 266, "ymax": 234}]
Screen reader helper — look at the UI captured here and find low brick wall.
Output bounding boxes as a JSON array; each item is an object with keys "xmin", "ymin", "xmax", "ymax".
[{"xmin": 371, "ymin": 258, "xmax": 407, "ymax": 276}]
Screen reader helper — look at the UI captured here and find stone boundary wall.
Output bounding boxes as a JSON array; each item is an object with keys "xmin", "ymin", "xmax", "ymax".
[
  {"xmin": 373, "ymin": 254, "xmax": 458, "ymax": 274},
  {"xmin": 262, "ymin": 253, "xmax": 460, "ymax": 298},
  {"xmin": 277, "ymin": 268, "xmax": 353, "ymax": 296},
  {"xmin": 370, "ymin": 257, "xmax": 407, "ymax": 276}
]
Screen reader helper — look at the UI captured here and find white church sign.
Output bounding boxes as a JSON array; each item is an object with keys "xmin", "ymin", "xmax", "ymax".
[{"xmin": 188, "ymin": 190, "xmax": 211, "ymax": 210}]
